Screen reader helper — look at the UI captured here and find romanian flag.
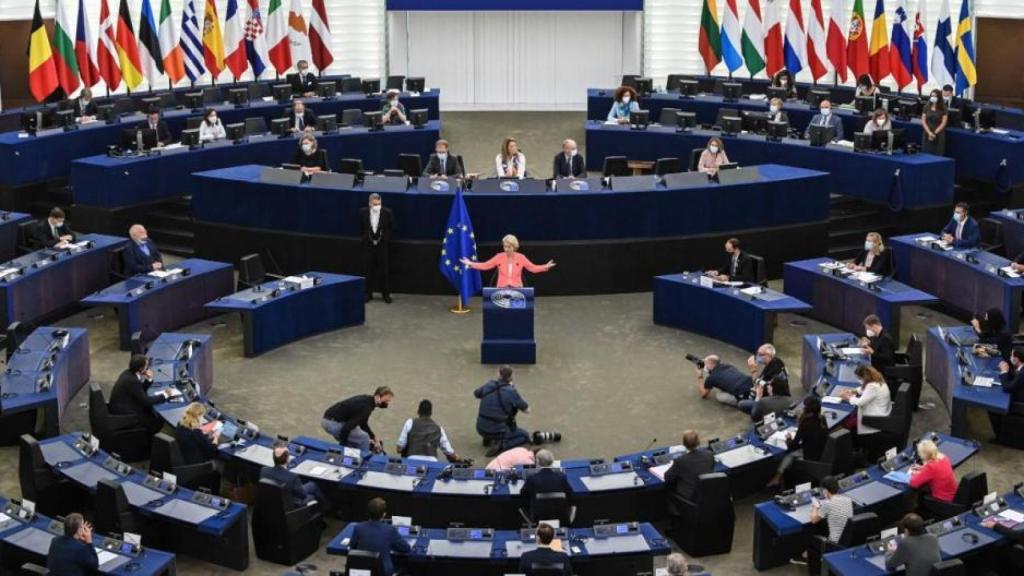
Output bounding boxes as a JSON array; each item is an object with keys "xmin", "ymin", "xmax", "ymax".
[
  {"xmin": 846, "ymin": 0, "xmax": 869, "ymax": 79},
  {"xmin": 954, "ymin": 0, "xmax": 976, "ymax": 95},
  {"xmin": 116, "ymin": 0, "xmax": 144, "ymax": 89},
  {"xmin": 27, "ymin": 0, "xmax": 58, "ymax": 103},
  {"xmin": 203, "ymin": 0, "xmax": 225, "ymax": 79},
  {"xmin": 699, "ymin": 0, "xmax": 722, "ymax": 73},
  {"xmin": 868, "ymin": 0, "xmax": 890, "ymax": 82}
]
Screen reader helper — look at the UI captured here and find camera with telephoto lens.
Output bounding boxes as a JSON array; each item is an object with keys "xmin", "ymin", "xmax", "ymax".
[
  {"xmin": 532, "ymin": 431, "xmax": 562, "ymax": 445},
  {"xmin": 685, "ymin": 354, "xmax": 705, "ymax": 369}
]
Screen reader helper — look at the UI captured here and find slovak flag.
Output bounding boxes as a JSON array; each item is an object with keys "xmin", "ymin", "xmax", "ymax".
[{"xmin": 911, "ymin": 0, "xmax": 929, "ymax": 89}]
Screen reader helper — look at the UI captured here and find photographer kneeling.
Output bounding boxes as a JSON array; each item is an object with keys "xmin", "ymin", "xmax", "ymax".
[{"xmin": 693, "ymin": 354, "xmax": 754, "ymax": 408}]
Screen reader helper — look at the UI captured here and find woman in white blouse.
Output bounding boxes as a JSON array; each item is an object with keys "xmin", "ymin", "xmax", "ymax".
[
  {"xmin": 198, "ymin": 108, "xmax": 226, "ymax": 142},
  {"xmin": 841, "ymin": 365, "xmax": 892, "ymax": 436},
  {"xmin": 496, "ymin": 137, "xmax": 526, "ymax": 180}
]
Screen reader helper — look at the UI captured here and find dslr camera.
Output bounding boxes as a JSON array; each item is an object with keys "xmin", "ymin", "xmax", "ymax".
[{"xmin": 685, "ymin": 353, "xmax": 705, "ymax": 370}]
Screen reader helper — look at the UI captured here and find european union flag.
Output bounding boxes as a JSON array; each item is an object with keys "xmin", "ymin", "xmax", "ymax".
[{"xmin": 439, "ymin": 189, "xmax": 482, "ymax": 306}]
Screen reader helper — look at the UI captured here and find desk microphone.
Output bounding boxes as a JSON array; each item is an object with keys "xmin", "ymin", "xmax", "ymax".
[{"xmin": 643, "ymin": 438, "xmax": 657, "ymax": 452}]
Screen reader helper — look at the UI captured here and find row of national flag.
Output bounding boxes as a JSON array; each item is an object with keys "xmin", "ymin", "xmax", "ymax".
[
  {"xmin": 698, "ymin": 0, "xmax": 976, "ymax": 94},
  {"xmin": 28, "ymin": 0, "xmax": 336, "ymax": 102}
]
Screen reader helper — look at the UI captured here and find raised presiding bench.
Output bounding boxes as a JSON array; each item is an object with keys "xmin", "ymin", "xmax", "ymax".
[
  {"xmin": 783, "ymin": 257, "xmax": 938, "ymax": 342},
  {"xmin": 0, "ymin": 234, "xmax": 128, "ymax": 327},
  {"xmin": 206, "ymin": 272, "xmax": 364, "ymax": 357},
  {"xmin": 925, "ymin": 326, "xmax": 1009, "ymax": 438},
  {"xmin": 327, "ymin": 521, "xmax": 670, "ymax": 576},
  {"xmin": 0, "ymin": 327, "xmax": 89, "ymax": 440},
  {"xmin": 0, "ymin": 494, "xmax": 176, "ymax": 575},
  {"xmin": 653, "ymin": 272, "xmax": 812, "ymax": 352},
  {"xmin": 81, "ymin": 259, "xmax": 234, "ymax": 350}
]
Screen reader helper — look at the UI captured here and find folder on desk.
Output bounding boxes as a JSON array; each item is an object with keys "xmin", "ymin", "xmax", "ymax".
[{"xmin": 883, "ymin": 470, "xmax": 911, "ymax": 485}]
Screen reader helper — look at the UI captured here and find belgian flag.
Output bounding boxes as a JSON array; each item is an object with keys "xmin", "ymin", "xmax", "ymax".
[
  {"xmin": 116, "ymin": 0, "xmax": 144, "ymax": 89},
  {"xmin": 27, "ymin": 0, "xmax": 58, "ymax": 103}
]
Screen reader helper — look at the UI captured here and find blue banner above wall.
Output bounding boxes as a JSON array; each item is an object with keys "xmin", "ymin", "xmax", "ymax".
[{"xmin": 386, "ymin": 0, "xmax": 643, "ymax": 10}]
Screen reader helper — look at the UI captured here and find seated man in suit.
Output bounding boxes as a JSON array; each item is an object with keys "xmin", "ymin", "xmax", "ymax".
[
  {"xmin": 991, "ymin": 346, "xmax": 1024, "ymax": 439},
  {"xmin": 860, "ymin": 314, "xmax": 896, "ymax": 370},
  {"xmin": 696, "ymin": 354, "xmax": 754, "ymax": 408},
  {"xmin": 940, "ymin": 201, "xmax": 980, "ymax": 248},
  {"xmin": 804, "ymin": 98, "xmax": 844, "ymax": 142},
  {"xmin": 139, "ymin": 108, "xmax": 172, "ymax": 146},
  {"xmin": 123, "ymin": 224, "xmax": 163, "ymax": 275},
  {"xmin": 708, "ymin": 237, "xmax": 756, "ymax": 283},
  {"xmin": 552, "ymin": 138, "xmax": 586, "ymax": 180},
  {"xmin": 285, "ymin": 99, "xmax": 317, "ymax": 133},
  {"xmin": 424, "ymin": 139, "xmax": 463, "ymax": 179},
  {"xmin": 108, "ymin": 354, "xmax": 171, "ymax": 434},
  {"xmin": 259, "ymin": 441, "xmax": 330, "ymax": 511},
  {"xmin": 293, "ymin": 60, "xmax": 318, "ymax": 96},
  {"xmin": 74, "ymin": 87, "xmax": 98, "ymax": 122},
  {"xmin": 31, "ymin": 206, "xmax": 76, "ymax": 249},
  {"xmin": 664, "ymin": 430, "xmax": 715, "ymax": 503},
  {"xmin": 519, "ymin": 523, "xmax": 572, "ymax": 575},
  {"xmin": 47, "ymin": 513, "xmax": 98, "ymax": 576},
  {"xmin": 521, "ymin": 449, "xmax": 572, "ymax": 513},
  {"xmin": 350, "ymin": 497, "xmax": 412, "ymax": 576},
  {"xmin": 741, "ymin": 376, "xmax": 794, "ymax": 421}
]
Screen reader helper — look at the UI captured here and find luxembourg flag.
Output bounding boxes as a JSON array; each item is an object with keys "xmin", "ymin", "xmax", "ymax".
[
  {"xmin": 721, "ymin": 0, "xmax": 744, "ymax": 73},
  {"xmin": 806, "ymin": 0, "xmax": 828, "ymax": 81},
  {"xmin": 931, "ymin": 0, "xmax": 955, "ymax": 88},
  {"xmin": 783, "ymin": 0, "xmax": 807, "ymax": 76},
  {"xmin": 890, "ymin": 0, "xmax": 913, "ymax": 90},
  {"xmin": 911, "ymin": 0, "xmax": 929, "ymax": 89}
]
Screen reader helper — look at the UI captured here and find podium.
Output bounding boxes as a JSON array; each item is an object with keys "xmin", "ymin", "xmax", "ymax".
[{"xmin": 481, "ymin": 287, "xmax": 536, "ymax": 364}]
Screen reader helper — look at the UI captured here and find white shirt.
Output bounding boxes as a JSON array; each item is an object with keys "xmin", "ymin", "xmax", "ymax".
[
  {"xmin": 495, "ymin": 152, "xmax": 526, "ymax": 180},
  {"xmin": 956, "ymin": 219, "xmax": 965, "ymax": 239},
  {"xmin": 199, "ymin": 120, "xmax": 226, "ymax": 142},
  {"xmin": 849, "ymin": 381, "xmax": 892, "ymax": 434},
  {"xmin": 370, "ymin": 207, "xmax": 381, "ymax": 233},
  {"xmin": 396, "ymin": 418, "xmax": 455, "ymax": 457}
]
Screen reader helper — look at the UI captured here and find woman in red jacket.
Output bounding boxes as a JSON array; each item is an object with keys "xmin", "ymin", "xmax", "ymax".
[
  {"xmin": 908, "ymin": 439, "xmax": 958, "ymax": 502},
  {"xmin": 461, "ymin": 234, "xmax": 555, "ymax": 288}
]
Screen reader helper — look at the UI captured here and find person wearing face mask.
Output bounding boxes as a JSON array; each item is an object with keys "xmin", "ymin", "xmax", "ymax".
[
  {"xmin": 771, "ymin": 69, "xmax": 798, "ymax": 99},
  {"xmin": 321, "ymin": 386, "xmax": 395, "ymax": 452},
  {"xmin": 971, "ymin": 308, "xmax": 1011, "ymax": 361},
  {"xmin": 940, "ymin": 201, "xmax": 979, "ymax": 248},
  {"xmin": 839, "ymin": 365, "xmax": 891, "ymax": 457},
  {"xmin": 74, "ymin": 87, "xmax": 97, "ymax": 122},
  {"xmin": 859, "ymin": 314, "xmax": 896, "ymax": 370},
  {"xmin": 805, "ymin": 99, "xmax": 844, "ymax": 141},
  {"xmin": 123, "ymin": 224, "xmax": 164, "ymax": 275},
  {"xmin": 360, "ymin": 193, "xmax": 394, "ymax": 303},
  {"xmin": 552, "ymin": 138, "xmax": 586, "ymax": 179},
  {"xmin": 381, "ymin": 89, "xmax": 408, "ymax": 125},
  {"xmin": 697, "ymin": 137, "xmax": 729, "ymax": 176},
  {"xmin": 424, "ymin": 139, "xmax": 463, "ymax": 178},
  {"xmin": 849, "ymin": 231, "xmax": 893, "ymax": 276},
  {"xmin": 709, "ymin": 237, "xmax": 755, "ymax": 283},
  {"xmin": 863, "ymin": 108, "xmax": 892, "ymax": 135},
  {"xmin": 746, "ymin": 343, "xmax": 788, "ymax": 408},
  {"xmin": 292, "ymin": 60, "xmax": 318, "ymax": 96},
  {"xmin": 941, "ymin": 83, "xmax": 975, "ymax": 125},
  {"xmin": 991, "ymin": 346, "xmax": 1024, "ymax": 440},
  {"xmin": 284, "ymin": 99, "xmax": 317, "ymax": 132},
  {"xmin": 291, "ymin": 134, "xmax": 328, "ymax": 174},
  {"xmin": 198, "ymin": 108, "xmax": 226, "ymax": 142},
  {"xmin": 767, "ymin": 97, "xmax": 788, "ymax": 123},
  {"xmin": 854, "ymin": 74, "xmax": 878, "ymax": 98},
  {"xmin": 696, "ymin": 354, "xmax": 754, "ymax": 408},
  {"xmin": 607, "ymin": 85, "xmax": 640, "ymax": 124},
  {"xmin": 921, "ymin": 89, "xmax": 948, "ymax": 155},
  {"xmin": 496, "ymin": 137, "xmax": 527, "ymax": 179},
  {"xmin": 31, "ymin": 206, "xmax": 76, "ymax": 249}
]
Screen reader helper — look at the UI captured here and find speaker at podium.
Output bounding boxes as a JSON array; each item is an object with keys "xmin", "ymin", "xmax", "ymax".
[{"xmin": 481, "ymin": 287, "xmax": 536, "ymax": 364}]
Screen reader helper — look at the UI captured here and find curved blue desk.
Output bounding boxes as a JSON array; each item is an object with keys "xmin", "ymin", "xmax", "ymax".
[
  {"xmin": 989, "ymin": 208, "xmax": 1024, "ymax": 258},
  {"xmin": 653, "ymin": 272, "xmax": 812, "ymax": 352},
  {"xmin": 586, "ymin": 121, "xmax": 955, "ymax": 209},
  {"xmin": 924, "ymin": 325, "xmax": 1009, "ymax": 438},
  {"xmin": 0, "ymin": 211, "xmax": 30, "ymax": 262}
]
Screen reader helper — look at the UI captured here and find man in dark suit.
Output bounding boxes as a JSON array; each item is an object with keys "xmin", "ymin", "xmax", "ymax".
[
  {"xmin": 990, "ymin": 346, "xmax": 1024, "ymax": 438},
  {"xmin": 74, "ymin": 87, "xmax": 98, "ymax": 120},
  {"xmin": 361, "ymin": 193, "xmax": 394, "ymax": 303},
  {"xmin": 423, "ymin": 139, "xmax": 463, "ymax": 178},
  {"xmin": 711, "ymin": 237, "xmax": 756, "ymax": 283},
  {"xmin": 108, "ymin": 354, "xmax": 170, "ymax": 434},
  {"xmin": 293, "ymin": 60, "xmax": 318, "ymax": 96},
  {"xmin": 139, "ymin": 109, "xmax": 172, "ymax": 146},
  {"xmin": 123, "ymin": 224, "xmax": 163, "ymax": 275},
  {"xmin": 31, "ymin": 206, "xmax": 76, "ymax": 249},
  {"xmin": 259, "ymin": 441, "xmax": 330, "ymax": 511},
  {"xmin": 552, "ymin": 138, "xmax": 586, "ymax": 180},
  {"xmin": 521, "ymin": 449, "xmax": 572, "ymax": 513},
  {"xmin": 664, "ymin": 430, "xmax": 715, "ymax": 504},
  {"xmin": 349, "ymin": 497, "xmax": 412, "ymax": 576},
  {"xmin": 940, "ymin": 201, "xmax": 980, "ymax": 248},
  {"xmin": 942, "ymin": 84, "xmax": 974, "ymax": 125},
  {"xmin": 861, "ymin": 314, "xmax": 896, "ymax": 369},
  {"xmin": 47, "ymin": 513, "xmax": 98, "ymax": 576},
  {"xmin": 804, "ymin": 99, "xmax": 844, "ymax": 141},
  {"xmin": 519, "ymin": 523, "xmax": 572, "ymax": 575},
  {"xmin": 285, "ymin": 99, "xmax": 317, "ymax": 132}
]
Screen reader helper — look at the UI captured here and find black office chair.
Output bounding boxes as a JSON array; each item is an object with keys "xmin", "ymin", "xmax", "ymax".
[
  {"xmin": 248, "ymin": 82, "xmax": 270, "ymax": 99},
  {"xmin": 382, "ymin": 169, "xmax": 406, "ymax": 178},
  {"xmin": 807, "ymin": 512, "xmax": 879, "ymax": 576},
  {"xmin": 345, "ymin": 550, "xmax": 386, "ymax": 576},
  {"xmin": 658, "ymin": 107, "xmax": 681, "ymax": 126},
  {"xmin": 994, "ymin": 402, "xmax": 1024, "ymax": 448},
  {"xmin": 602, "ymin": 156, "xmax": 630, "ymax": 177},
  {"xmin": 110, "ymin": 246, "xmax": 130, "ymax": 281},
  {"xmin": 524, "ymin": 491, "xmax": 573, "ymax": 527},
  {"xmin": 6, "ymin": 321, "xmax": 29, "ymax": 361},
  {"xmin": 620, "ymin": 75, "xmax": 640, "ymax": 89},
  {"xmin": 979, "ymin": 218, "xmax": 1004, "ymax": 254},
  {"xmin": 399, "ymin": 153, "xmax": 423, "ymax": 178},
  {"xmin": 88, "ymin": 383, "xmax": 152, "ymax": 462},
  {"xmin": 920, "ymin": 471, "xmax": 988, "ymax": 520},
  {"xmin": 654, "ymin": 157, "xmax": 682, "ymax": 176},
  {"xmin": 341, "ymin": 108, "xmax": 363, "ymax": 126},
  {"xmin": 252, "ymin": 478, "xmax": 324, "ymax": 565},
  {"xmin": 527, "ymin": 563, "xmax": 568, "ymax": 576},
  {"xmin": 113, "ymin": 98, "xmax": 136, "ymax": 116},
  {"xmin": 130, "ymin": 331, "xmax": 146, "ymax": 355},
  {"xmin": 883, "ymin": 333, "xmax": 923, "ymax": 410},
  {"xmin": 237, "ymin": 253, "xmax": 282, "ymax": 291},
  {"xmin": 149, "ymin": 433, "xmax": 220, "ymax": 493},
  {"xmin": 714, "ymin": 108, "xmax": 739, "ymax": 129},
  {"xmin": 339, "ymin": 158, "xmax": 364, "ymax": 175},
  {"xmin": 748, "ymin": 253, "xmax": 768, "ymax": 286},
  {"xmin": 668, "ymin": 472, "xmax": 734, "ymax": 557},
  {"xmin": 18, "ymin": 434, "xmax": 75, "ymax": 517},
  {"xmin": 185, "ymin": 116, "xmax": 204, "ymax": 130},
  {"xmin": 930, "ymin": 559, "xmax": 966, "ymax": 575},
  {"xmin": 785, "ymin": 428, "xmax": 854, "ymax": 486},
  {"xmin": 386, "ymin": 75, "xmax": 406, "ymax": 91},
  {"xmin": 95, "ymin": 478, "xmax": 145, "ymax": 537},
  {"xmin": 688, "ymin": 148, "xmax": 705, "ymax": 172},
  {"xmin": 860, "ymin": 382, "xmax": 912, "ymax": 460},
  {"xmin": 16, "ymin": 219, "xmax": 37, "ymax": 254},
  {"xmin": 245, "ymin": 117, "xmax": 269, "ymax": 136}
]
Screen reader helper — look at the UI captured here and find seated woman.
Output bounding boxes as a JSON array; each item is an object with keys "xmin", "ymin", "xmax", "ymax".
[
  {"xmin": 840, "ymin": 365, "xmax": 891, "ymax": 457},
  {"xmin": 909, "ymin": 439, "xmax": 958, "ymax": 503},
  {"xmin": 771, "ymin": 69, "xmax": 798, "ymax": 99},
  {"xmin": 768, "ymin": 97, "xmax": 788, "ymax": 124},
  {"xmin": 175, "ymin": 402, "xmax": 218, "ymax": 466},
  {"xmin": 855, "ymin": 74, "xmax": 879, "ymax": 98},
  {"xmin": 768, "ymin": 396, "xmax": 829, "ymax": 487},
  {"xmin": 291, "ymin": 133, "xmax": 328, "ymax": 175},
  {"xmin": 972, "ymin": 308, "xmax": 1011, "ymax": 361},
  {"xmin": 863, "ymin": 108, "xmax": 892, "ymax": 135},
  {"xmin": 848, "ymin": 232, "xmax": 893, "ymax": 276},
  {"xmin": 198, "ymin": 108, "xmax": 226, "ymax": 142},
  {"xmin": 495, "ymin": 137, "xmax": 526, "ymax": 179},
  {"xmin": 697, "ymin": 137, "xmax": 729, "ymax": 176},
  {"xmin": 607, "ymin": 85, "xmax": 640, "ymax": 124}
]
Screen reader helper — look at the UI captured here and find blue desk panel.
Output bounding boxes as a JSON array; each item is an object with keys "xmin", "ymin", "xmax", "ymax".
[
  {"xmin": 989, "ymin": 208, "xmax": 1024, "ymax": 258},
  {"xmin": 653, "ymin": 272, "xmax": 811, "ymax": 352},
  {"xmin": 783, "ymin": 257, "xmax": 938, "ymax": 342},
  {"xmin": 206, "ymin": 272, "xmax": 364, "ymax": 357},
  {"xmin": 147, "ymin": 332, "xmax": 215, "ymax": 397},
  {"xmin": 585, "ymin": 121, "xmax": 955, "ymax": 209},
  {"xmin": 0, "ymin": 212, "xmax": 30, "ymax": 262}
]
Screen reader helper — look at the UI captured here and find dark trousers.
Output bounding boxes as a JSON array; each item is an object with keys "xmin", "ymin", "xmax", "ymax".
[
  {"xmin": 365, "ymin": 243, "xmax": 390, "ymax": 296},
  {"xmin": 989, "ymin": 403, "xmax": 1024, "ymax": 437}
]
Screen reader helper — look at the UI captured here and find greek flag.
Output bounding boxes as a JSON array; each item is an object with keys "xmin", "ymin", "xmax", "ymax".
[{"xmin": 180, "ymin": 0, "xmax": 205, "ymax": 81}]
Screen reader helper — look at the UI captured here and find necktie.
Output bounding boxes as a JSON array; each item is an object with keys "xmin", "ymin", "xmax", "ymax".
[
  {"xmin": 732, "ymin": 256, "xmax": 737, "ymax": 276},
  {"xmin": 957, "ymin": 221, "xmax": 964, "ymax": 239},
  {"xmin": 440, "ymin": 158, "xmax": 445, "ymax": 173},
  {"xmin": 297, "ymin": 115, "xmax": 303, "ymax": 130},
  {"xmin": 51, "ymin": 225, "xmax": 57, "ymax": 239}
]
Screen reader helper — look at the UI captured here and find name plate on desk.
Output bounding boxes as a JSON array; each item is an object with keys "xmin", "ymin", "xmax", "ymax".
[{"xmin": 431, "ymin": 479, "xmax": 493, "ymax": 495}]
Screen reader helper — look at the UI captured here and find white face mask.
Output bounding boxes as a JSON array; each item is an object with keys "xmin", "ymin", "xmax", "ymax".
[
  {"xmin": 875, "ymin": 117, "xmax": 886, "ymax": 126},
  {"xmin": 709, "ymin": 145, "xmax": 720, "ymax": 154},
  {"xmin": 301, "ymin": 143, "xmax": 313, "ymax": 154},
  {"xmin": 864, "ymin": 240, "xmax": 875, "ymax": 251},
  {"xmin": 953, "ymin": 212, "xmax": 963, "ymax": 222},
  {"xmin": 370, "ymin": 205, "xmax": 381, "ymax": 214},
  {"xmin": 621, "ymin": 95, "xmax": 631, "ymax": 104},
  {"xmin": 389, "ymin": 100, "xmax": 398, "ymax": 108},
  {"xmin": 929, "ymin": 95, "xmax": 939, "ymax": 103},
  {"xmin": 566, "ymin": 149, "xmax": 576, "ymax": 157},
  {"xmin": 436, "ymin": 152, "xmax": 447, "ymax": 160},
  {"xmin": 820, "ymin": 107, "xmax": 831, "ymax": 116},
  {"xmin": 865, "ymin": 328, "xmax": 877, "ymax": 338},
  {"xmin": 769, "ymin": 105, "xmax": 779, "ymax": 114},
  {"xmin": 780, "ymin": 79, "xmax": 788, "ymax": 86},
  {"xmin": 208, "ymin": 115, "xmax": 217, "ymax": 123}
]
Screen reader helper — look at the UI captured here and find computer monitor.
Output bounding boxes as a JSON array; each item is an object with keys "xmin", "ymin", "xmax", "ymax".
[
  {"xmin": 895, "ymin": 98, "xmax": 919, "ymax": 120},
  {"xmin": 634, "ymin": 77, "xmax": 653, "ymax": 96},
  {"xmin": 405, "ymin": 77, "xmax": 425, "ymax": 93},
  {"xmin": 806, "ymin": 89, "xmax": 830, "ymax": 109},
  {"xmin": 720, "ymin": 115, "xmax": 742, "ymax": 136},
  {"xmin": 225, "ymin": 122, "xmax": 246, "ymax": 143},
  {"xmin": 853, "ymin": 131, "xmax": 872, "ymax": 152},
  {"xmin": 808, "ymin": 124, "xmax": 835, "ymax": 147},
  {"xmin": 340, "ymin": 77, "xmax": 362, "ymax": 93},
  {"xmin": 96, "ymin": 104, "xmax": 117, "ymax": 124},
  {"xmin": 56, "ymin": 99, "xmax": 73, "ymax": 112},
  {"xmin": 286, "ymin": 73, "xmax": 301, "ymax": 94},
  {"xmin": 363, "ymin": 111, "xmax": 384, "ymax": 131},
  {"xmin": 741, "ymin": 111, "xmax": 769, "ymax": 134},
  {"xmin": 946, "ymin": 107, "xmax": 963, "ymax": 128},
  {"xmin": 228, "ymin": 87, "xmax": 248, "ymax": 107},
  {"xmin": 202, "ymin": 87, "xmax": 221, "ymax": 104},
  {"xmin": 767, "ymin": 120, "xmax": 788, "ymax": 141},
  {"xmin": 362, "ymin": 78, "xmax": 381, "ymax": 95},
  {"xmin": 665, "ymin": 74, "xmax": 688, "ymax": 92},
  {"xmin": 766, "ymin": 86, "xmax": 789, "ymax": 101},
  {"xmin": 854, "ymin": 95, "xmax": 875, "ymax": 115},
  {"xmin": 121, "ymin": 127, "xmax": 157, "ymax": 151},
  {"xmin": 409, "ymin": 108, "xmax": 428, "ymax": 128},
  {"xmin": 722, "ymin": 82, "xmax": 742, "ymax": 102},
  {"xmin": 181, "ymin": 128, "xmax": 201, "ymax": 148},
  {"xmin": 317, "ymin": 81, "xmax": 337, "ymax": 99},
  {"xmin": 871, "ymin": 128, "xmax": 905, "ymax": 151},
  {"xmin": 270, "ymin": 117, "xmax": 291, "ymax": 137},
  {"xmin": 140, "ymin": 96, "xmax": 161, "ymax": 113},
  {"xmin": 184, "ymin": 91, "xmax": 203, "ymax": 111},
  {"xmin": 54, "ymin": 109, "xmax": 75, "ymax": 131},
  {"xmin": 20, "ymin": 110, "xmax": 39, "ymax": 133},
  {"xmin": 272, "ymin": 83, "xmax": 292, "ymax": 103},
  {"xmin": 316, "ymin": 114, "xmax": 337, "ymax": 134},
  {"xmin": 978, "ymin": 108, "xmax": 997, "ymax": 130},
  {"xmin": 629, "ymin": 109, "xmax": 650, "ymax": 129},
  {"xmin": 677, "ymin": 79, "xmax": 698, "ymax": 98},
  {"xmin": 676, "ymin": 111, "xmax": 696, "ymax": 132}
]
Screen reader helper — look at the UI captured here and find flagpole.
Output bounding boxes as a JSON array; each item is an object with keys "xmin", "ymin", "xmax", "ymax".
[{"xmin": 449, "ymin": 296, "xmax": 471, "ymax": 314}]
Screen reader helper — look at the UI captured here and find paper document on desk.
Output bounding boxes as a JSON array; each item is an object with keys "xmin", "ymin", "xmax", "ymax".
[
  {"xmin": 1001, "ymin": 266, "xmax": 1021, "ymax": 278},
  {"xmin": 284, "ymin": 275, "xmax": 315, "ymax": 290},
  {"xmin": 831, "ymin": 139, "xmax": 854, "ymax": 148},
  {"xmin": 818, "ymin": 261, "xmax": 844, "ymax": 270},
  {"xmin": 839, "ymin": 347, "xmax": 867, "ymax": 355},
  {"xmin": 765, "ymin": 427, "xmax": 797, "ymax": 450},
  {"xmin": 0, "ymin": 268, "xmax": 19, "ymax": 280},
  {"xmin": 973, "ymin": 376, "xmax": 995, "ymax": 388},
  {"xmin": 162, "ymin": 142, "xmax": 184, "ymax": 151},
  {"xmin": 603, "ymin": 120, "xmax": 619, "ymax": 125},
  {"xmin": 718, "ymin": 281, "xmax": 744, "ymax": 287},
  {"xmin": 851, "ymin": 272, "xmax": 881, "ymax": 283},
  {"xmin": 821, "ymin": 396, "xmax": 845, "ymax": 405},
  {"xmin": 649, "ymin": 462, "xmax": 672, "ymax": 481},
  {"xmin": 883, "ymin": 470, "xmax": 911, "ymax": 485},
  {"xmin": 991, "ymin": 128, "xmax": 1010, "ymax": 135},
  {"xmin": 740, "ymin": 286, "xmax": 762, "ymax": 296},
  {"xmin": 915, "ymin": 235, "xmax": 939, "ymax": 244},
  {"xmin": 162, "ymin": 387, "xmax": 183, "ymax": 398},
  {"xmin": 95, "ymin": 549, "xmax": 119, "ymax": 565},
  {"xmin": 998, "ymin": 509, "xmax": 1024, "ymax": 524}
]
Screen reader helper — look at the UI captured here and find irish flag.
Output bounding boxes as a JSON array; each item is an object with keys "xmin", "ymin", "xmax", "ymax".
[
  {"xmin": 266, "ymin": 0, "xmax": 292, "ymax": 74},
  {"xmin": 741, "ymin": 0, "xmax": 766, "ymax": 76},
  {"xmin": 159, "ymin": 0, "xmax": 185, "ymax": 84},
  {"xmin": 54, "ymin": 0, "xmax": 81, "ymax": 95}
]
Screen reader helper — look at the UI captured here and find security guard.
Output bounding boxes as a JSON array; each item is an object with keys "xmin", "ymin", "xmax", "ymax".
[{"xmin": 473, "ymin": 365, "xmax": 530, "ymax": 456}]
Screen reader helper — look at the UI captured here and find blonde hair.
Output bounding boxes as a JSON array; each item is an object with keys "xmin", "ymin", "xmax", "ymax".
[
  {"xmin": 707, "ymin": 137, "xmax": 724, "ymax": 154},
  {"xmin": 502, "ymin": 234, "xmax": 519, "ymax": 251},
  {"xmin": 916, "ymin": 439, "xmax": 942, "ymax": 462},
  {"xmin": 866, "ymin": 231, "xmax": 885, "ymax": 254},
  {"xmin": 179, "ymin": 402, "xmax": 207, "ymax": 429},
  {"xmin": 769, "ymin": 97, "xmax": 783, "ymax": 110},
  {"xmin": 299, "ymin": 134, "xmax": 317, "ymax": 149}
]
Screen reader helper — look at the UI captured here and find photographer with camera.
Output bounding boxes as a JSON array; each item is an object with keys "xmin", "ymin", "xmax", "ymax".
[
  {"xmin": 474, "ymin": 365, "xmax": 531, "ymax": 457},
  {"xmin": 693, "ymin": 354, "xmax": 754, "ymax": 408}
]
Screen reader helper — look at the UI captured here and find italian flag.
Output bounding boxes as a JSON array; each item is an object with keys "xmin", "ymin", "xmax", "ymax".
[
  {"xmin": 741, "ymin": 0, "xmax": 766, "ymax": 76},
  {"xmin": 266, "ymin": 0, "xmax": 292, "ymax": 74},
  {"xmin": 54, "ymin": 0, "xmax": 81, "ymax": 95}
]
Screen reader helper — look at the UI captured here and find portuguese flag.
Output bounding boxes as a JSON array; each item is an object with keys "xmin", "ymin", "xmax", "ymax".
[
  {"xmin": 699, "ymin": 0, "xmax": 722, "ymax": 74},
  {"xmin": 27, "ymin": 0, "xmax": 58, "ymax": 102}
]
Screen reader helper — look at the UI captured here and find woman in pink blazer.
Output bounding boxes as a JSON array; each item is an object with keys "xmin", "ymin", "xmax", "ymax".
[{"xmin": 461, "ymin": 234, "xmax": 555, "ymax": 288}]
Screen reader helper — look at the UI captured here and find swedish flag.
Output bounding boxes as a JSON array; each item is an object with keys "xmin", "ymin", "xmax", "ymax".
[
  {"xmin": 954, "ymin": 0, "xmax": 976, "ymax": 96},
  {"xmin": 439, "ymin": 189, "xmax": 482, "ymax": 307}
]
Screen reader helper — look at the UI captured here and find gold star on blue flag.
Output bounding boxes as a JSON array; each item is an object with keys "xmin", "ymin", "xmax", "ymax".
[{"xmin": 439, "ymin": 188, "xmax": 482, "ymax": 306}]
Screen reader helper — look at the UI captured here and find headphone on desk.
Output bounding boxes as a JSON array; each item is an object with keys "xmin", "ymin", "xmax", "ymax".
[{"xmin": 961, "ymin": 532, "xmax": 980, "ymax": 545}]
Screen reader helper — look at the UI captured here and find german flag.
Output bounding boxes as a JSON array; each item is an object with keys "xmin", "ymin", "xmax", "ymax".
[
  {"xmin": 27, "ymin": 0, "xmax": 58, "ymax": 102},
  {"xmin": 116, "ymin": 0, "xmax": 144, "ymax": 89}
]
